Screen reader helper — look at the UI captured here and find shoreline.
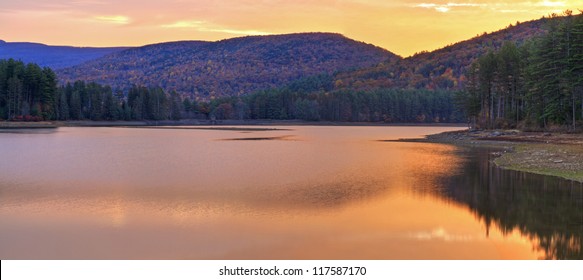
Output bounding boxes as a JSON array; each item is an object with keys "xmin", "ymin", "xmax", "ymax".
[
  {"xmin": 0, "ymin": 121, "xmax": 58, "ymax": 129},
  {"xmin": 413, "ymin": 129, "xmax": 583, "ymax": 183},
  {"xmin": 2, "ymin": 120, "xmax": 467, "ymax": 128}
]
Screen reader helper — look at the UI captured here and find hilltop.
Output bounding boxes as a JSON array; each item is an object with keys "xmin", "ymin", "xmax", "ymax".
[
  {"xmin": 56, "ymin": 33, "xmax": 397, "ymax": 98},
  {"xmin": 0, "ymin": 40, "xmax": 127, "ymax": 69}
]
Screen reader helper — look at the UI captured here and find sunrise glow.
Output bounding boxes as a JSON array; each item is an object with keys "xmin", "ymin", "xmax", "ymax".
[{"xmin": 0, "ymin": 1, "xmax": 581, "ymax": 56}]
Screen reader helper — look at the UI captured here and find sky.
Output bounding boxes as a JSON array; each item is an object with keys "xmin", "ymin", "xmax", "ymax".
[{"xmin": 0, "ymin": 1, "xmax": 581, "ymax": 57}]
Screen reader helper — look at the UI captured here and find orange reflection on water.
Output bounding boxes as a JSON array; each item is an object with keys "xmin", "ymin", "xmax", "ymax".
[
  {"xmin": 0, "ymin": 189, "xmax": 544, "ymax": 259},
  {"xmin": 0, "ymin": 126, "xmax": 555, "ymax": 259}
]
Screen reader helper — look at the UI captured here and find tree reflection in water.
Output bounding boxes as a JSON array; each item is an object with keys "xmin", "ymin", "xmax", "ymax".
[{"xmin": 440, "ymin": 148, "xmax": 583, "ymax": 260}]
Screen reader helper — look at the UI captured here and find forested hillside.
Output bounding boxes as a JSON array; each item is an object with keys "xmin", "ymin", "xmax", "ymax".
[
  {"xmin": 53, "ymin": 18, "xmax": 552, "ymax": 99},
  {"xmin": 57, "ymin": 33, "xmax": 397, "ymax": 99},
  {"xmin": 333, "ymin": 16, "xmax": 553, "ymax": 92},
  {"xmin": 27, "ymin": 73, "xmax": 462, "ymax": 123},
  {"xmin": 6, "ymin": 17, "xmax": 565, "ymax": 101},
  {"xmin": 457, "ymin": 11, "xmax": 583, "ymax": 130},
  {"xmin": 0, "ymin": 40, "xmax": 126, "ymax": 69},
  {"xmin": 1, "ymin": 58, "xmax": 460, "ymax": 123},
  {"xmin": 204, "ymin": 75, "xmax": 462, "ymax": 123},
  {"xmin": 3, "ymin": 12, "xmax": 581, "ymax": 128}
]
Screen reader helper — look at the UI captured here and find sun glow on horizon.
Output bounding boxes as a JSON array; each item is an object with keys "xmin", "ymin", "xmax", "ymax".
[{"xmin": 0, "ymin": 0, "xmax": 581, "ymax": 56}]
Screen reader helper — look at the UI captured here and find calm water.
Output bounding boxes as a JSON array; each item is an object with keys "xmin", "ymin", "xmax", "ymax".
[{"xmin": 0, "ymin": 126, "xmax": 581, "ymax": 259}]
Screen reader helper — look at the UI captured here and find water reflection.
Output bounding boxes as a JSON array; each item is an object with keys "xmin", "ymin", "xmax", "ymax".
[
  {"xmin": 440, "ymin": 148, "xmax": 583, "ymax": 259},
  {"xmin": 1, "ymin": 126, "xmax": 580, "ymax": 259},
  {"xmin": 218, "ymin": 135, "xmax": 297, "ymax": 141}
]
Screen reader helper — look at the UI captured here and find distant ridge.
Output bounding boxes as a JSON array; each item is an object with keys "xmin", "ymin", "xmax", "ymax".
[
  {"xmin": 0, "ymin": 40, "xmax": 127, "ymax": 69},
  {"xmin": 56, "ymin": 33, "xmax": 397, "ymax": 98}
]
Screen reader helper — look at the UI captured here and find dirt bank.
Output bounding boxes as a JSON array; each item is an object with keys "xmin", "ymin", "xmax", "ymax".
[
  {"xmin": 0, "ymin": 121, "xmax": 58, "ymax": 129},
  {"xmin": 418, "ymin": 129, "xmax": 583, "ymax": 182}
]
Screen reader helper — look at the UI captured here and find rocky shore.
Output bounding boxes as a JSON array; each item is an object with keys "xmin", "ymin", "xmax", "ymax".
[{"xmin": 420, "ymin": 129, "xmax": 583, "ymax": 182}]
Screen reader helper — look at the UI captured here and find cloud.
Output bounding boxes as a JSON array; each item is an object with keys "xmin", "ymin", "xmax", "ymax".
[
  {"xmin": 71, "ymin": 0, "xmax": 107, "ymax": 5},
  {"xmin": 161, "ymin": 20, "xmax": 272, "ymax": 36},
  {"xmin": 435, "ymin": 6, "xmax": 451, "ymax": 13},
  {"xmin": 413, "ymin": 2, "xmax": 486, "ymax": 13},
  {"xmin": 161, "ymin": 20, "xmax": 204, "ymax": 28},
  {"xmin": 199, "ymin": 28, "xmax": 272, "ymax": 36},
  {"xmin": 93, "ymin": 15, "xmax": 130, "ymax": 24},
  {"xmin": 535, "ymin": 0, "xmax": 566, "ymax": 7},
  {"xmin": 412, "ymin": 1, "xmax": 571, "ymax": 13}
]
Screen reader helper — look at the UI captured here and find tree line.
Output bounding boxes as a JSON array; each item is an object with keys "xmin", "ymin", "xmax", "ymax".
[
  {"xmin": 2, "ymin": 59, "xmax": 462, "ymax": 123},
  {"xmin": 57, "ymin": 82, "xmax": 184, "ymax": 121},
  {"xmin": 208, "ymin": 75, "xmax": 462, "ymax": 123},
  {"xmin": 459, "ymin": 11, "xmax": 583, "ymax": 130},
  {"xmin": 0, "ymin": 59, "xmax": 57, "ymax": 121}
]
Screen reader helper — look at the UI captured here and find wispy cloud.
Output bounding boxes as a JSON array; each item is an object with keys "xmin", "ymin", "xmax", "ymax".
[
  {"xmin": 71, "ymin": 0, "xmax": 106, "ymax": 5},
  {"xmin": 414, "ymin": 2, "xmax": 486, "ymax": 13},
  {"xmin": 161, "ymin": 20, "xmax": 204, "ymax": 28},
  {"xmin": 93, "ymin": 15, "xmax": 130, "ymax": 24},
  {"xmin": 535, "ymin": 0, "xmax": 566, "ymax": 7},
  {"xmin": 413, "ymin": 1, "xmax": 570, "ymax": 13},
  {"xmin": 161, "ymin": 20, "xmax": 272, "ymax": 36},
  {"xmin": 199, "ymin": 28, "xmax": 272, "ymax": 36}
]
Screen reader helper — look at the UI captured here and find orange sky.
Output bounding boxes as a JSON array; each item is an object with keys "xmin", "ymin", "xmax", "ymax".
[{"xmin": 1, "ymin": 1, "xmax": 581, "ymax": 57}]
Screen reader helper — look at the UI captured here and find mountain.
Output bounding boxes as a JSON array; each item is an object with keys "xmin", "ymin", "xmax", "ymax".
[
  {"xmin": 4, "ymin": 15, "xmax": 565, "ymax": 99},
  {"xmin": 56, "ymin": 33, "xmax": 397, "ymax": 98},
  {"xmin": 0, "ymin": 40, "xmax": 127, "ymax": 69},
  {"xmin": 333, "ymin": 17, "xmax": 555, "ymax": 91}
]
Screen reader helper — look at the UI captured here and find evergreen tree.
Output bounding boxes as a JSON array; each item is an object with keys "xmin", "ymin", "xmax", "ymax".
[
  {"xmin": 102, "ymin": 90, "xmax": 118, "ymax": 121},
  {"xmin": 462, "ymin": 11, "xmax": 583, "ymax": 130},
  {"xmin": 7, "ymin": 76, "xmax": 21, "ymax": 119},
  {"xmin": 58, "ymin": 90, "xmax": 69, "ymax": 120},
  {"xmin": 572, "ymin": 13, "xmax": 583, "ymax": 122},
  {"xmin": 69, "ymin": 90, "xmax": 82, "ymax": 120},
  {"xmin": 169, "ymin": 91, "xmax": 182, "ymax": 120},
  {"xmin": 40, "ymin": 67, "xmax": 57, "ymax": 120}
]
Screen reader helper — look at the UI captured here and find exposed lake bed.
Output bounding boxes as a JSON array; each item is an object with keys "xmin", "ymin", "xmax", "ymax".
[{"xmin": 407, "ymin": 129, "xmax": 583, "ymax": 183}]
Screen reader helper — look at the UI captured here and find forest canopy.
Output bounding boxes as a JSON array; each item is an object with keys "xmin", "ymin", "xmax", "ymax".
[
  {"xmin": 0, "ymin": 59, "xmax": 57, "ymax": 121},
  {"xmin": 0, "ymin": 59, "xmax": 461, "ymax": 123},
  {"xmin": 458, "ymin": 11, "xmax": 583, "ymax": 130}
]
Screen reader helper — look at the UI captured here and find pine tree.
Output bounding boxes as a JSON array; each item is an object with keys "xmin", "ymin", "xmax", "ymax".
[
  {"xmin": 40, "ymin": 67, "xmax": 57, "ymax": 120},
  {"xmin": 570, "ymin": 13, "xmax": 583, "ymax": 126},
  {"xmin": 169, "ymin": 91, "xmax": 182, "ymax": 120},
  {"xmin": 58, "ymin": 90, "xmax": 69, "ymax": 120},
  {"xmin": 69, "ymin": 90, "xmax": 82, "ymax": 120},
  {"xmin": 102, "ymin": 90, "xmax": 118, "ymax": 121},
  {"xmin": 7, "ymin": 76, "xmax": 21, "ymax": 119}
]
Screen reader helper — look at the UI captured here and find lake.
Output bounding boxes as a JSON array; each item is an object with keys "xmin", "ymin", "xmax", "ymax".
[{"xmin": 0, "ymin": 126, "xmax": 581, "ymax": 259}]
